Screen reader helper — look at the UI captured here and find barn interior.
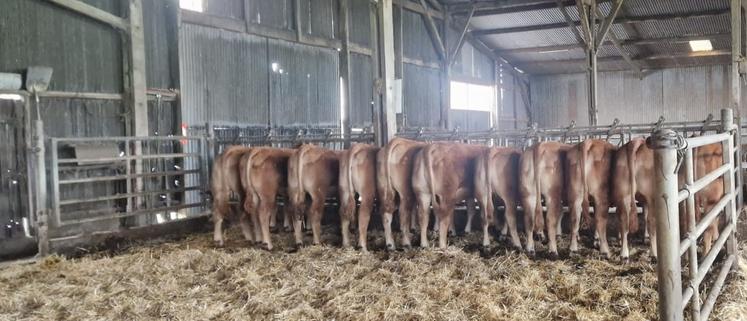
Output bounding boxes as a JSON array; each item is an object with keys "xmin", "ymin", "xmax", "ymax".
[{"xmin": 1, "ymin": 0, "xmax": 747, "ymax": 320}]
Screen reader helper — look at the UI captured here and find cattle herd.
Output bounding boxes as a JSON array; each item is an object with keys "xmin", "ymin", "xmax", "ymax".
[{"xmin": 211, "ymin": 136, "xmax": 724, "ymax": 262}]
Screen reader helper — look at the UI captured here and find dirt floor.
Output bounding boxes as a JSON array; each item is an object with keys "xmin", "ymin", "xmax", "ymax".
[{"xmin": 0, "ymin": 225, "xmax": 745, "ymax": 321}]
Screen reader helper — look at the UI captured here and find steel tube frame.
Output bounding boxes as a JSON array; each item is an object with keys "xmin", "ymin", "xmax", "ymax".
[
  {"xmin": 49, "ymin": 136, "xmax": 208, "ymax": 228},
  {"xmin": 663, "ymin": 109, "xmax": 740, "ymax": 321}
]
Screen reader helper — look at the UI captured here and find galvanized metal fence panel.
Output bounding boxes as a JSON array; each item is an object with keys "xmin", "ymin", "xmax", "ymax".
[{"xmin": 48, "ymin": 136, "xmax": 210, "ymax": 230}]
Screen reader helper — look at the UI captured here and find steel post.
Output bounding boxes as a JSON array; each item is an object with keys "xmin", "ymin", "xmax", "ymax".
[{"xmin": 650, "ymin": 128, "xmax": 684, "ymax": 321}]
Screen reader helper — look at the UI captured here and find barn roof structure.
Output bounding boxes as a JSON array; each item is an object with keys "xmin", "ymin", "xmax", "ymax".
[{"xmin": 434, "ymin": 0, "xmax": 731, "ymax": 75}]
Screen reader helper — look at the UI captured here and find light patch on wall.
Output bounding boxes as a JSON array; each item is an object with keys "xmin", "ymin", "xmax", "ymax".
[
  {"xmin": 450, "ymin": 81, "xmax": 496, "ymax": 112},
  {"xmin": 180, "ymin": 0, "xmax": 204, "ymax": 12},
  {"xmin": 689, "ymin": 39, "xmax": 712, "ymax": 52},
  {"xmin": 0, "ymin": 94, "xmax": 23, "ymax": 101}
]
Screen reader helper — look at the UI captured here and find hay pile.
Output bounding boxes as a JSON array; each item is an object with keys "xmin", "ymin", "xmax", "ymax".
[{"xmin": 0, "ymin": 227, "xmax": 744, "ymax": 321}]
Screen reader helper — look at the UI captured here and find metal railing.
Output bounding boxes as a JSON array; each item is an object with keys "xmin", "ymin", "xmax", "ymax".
[
  {"xmin": 650, "ymin": 108, "xmax": 740, "ymax": 321},
  {"xmin": 397, "ymin": 116, "xmax": 723, "ymax": 147},
  {"xmin": 48, "ymin": 136, "xmax": 210, "ymax": 228}
]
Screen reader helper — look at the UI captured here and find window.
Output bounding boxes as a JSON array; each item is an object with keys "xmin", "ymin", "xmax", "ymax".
[
  {"xmin": 180, "ymin": 0, "xmax": 204, "ymax": 12},
  {"xmin": 450, "ymin": 81, "xmax": 496, "ymax": 112}
]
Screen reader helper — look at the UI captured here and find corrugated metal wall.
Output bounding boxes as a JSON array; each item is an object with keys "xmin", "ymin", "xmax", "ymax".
[
  {"xmin": 0, "ymin": 0, "xmax": 178, "ymax": 137},
  {"xmin": 179, "ymin": 23, "xmax": 341, "ymax": 128},
  {"xmin": 179, "ymin": 24, "xmax": 270, "ymax": 127},
  {"xmin": 530, "ymin": 65, "xmax": 739, "ymax": 127}
]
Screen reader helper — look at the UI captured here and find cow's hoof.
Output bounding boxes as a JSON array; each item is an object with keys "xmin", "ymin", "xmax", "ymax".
[
  {"xmin": 498, "ymin": 234, "xmax": 507, "ymax": 242},
  {"xmin": 215, "ymin": 240, "xmax": 225, "ymax": 248},
  {"xmin": 402, "ymin": 244, "xmax": 413, "ymax": 251},
  {"xmin": 526, "ymin": 250, "xmax": 536, "ymax": 258},
  {"xmin": 295, "ymin": 242, "xmax": 304, "ymax": 249},
  {"xmin": 270, "ymin": 226, "xmax": 279, "ymax": 233},
  {"xmin": 259, "ymin": 243, "xmax": 273, "ymax": 251},
  {"xmin": 284, "ymin": 227, "xmax": 293, "ymax": 233},
  {"xmin": 622, "ymin": 256, "xmax": 630, "ymax": 265},
  {"xmin": 549, "ymin": 252, "xmax": 559, "ymax": 261},
  {"xmin": 386, "ymin": 243, "xmax": 397, "ymax": 251}
]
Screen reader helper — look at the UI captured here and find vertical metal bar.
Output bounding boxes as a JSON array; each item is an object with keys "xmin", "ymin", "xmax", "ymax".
[
  {"xmin": 50, "ymin": 138, "xmax": 60, "ymax": 228},
  {"xmin": 720, "ymin": 108, "xmax": 738, "ymax": 256},
  {"xmin": 650, "ymin": 128, "xmax": 685, "ymax": 321},
  {"xmin": 684, "ymin": 149, "xmax": 701, "ymax": 321}
]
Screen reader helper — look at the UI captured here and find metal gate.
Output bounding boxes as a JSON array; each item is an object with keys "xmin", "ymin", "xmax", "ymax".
[
  {"xmin": 651, "ymin": 109, "xmax": 741, "ymax": 321},
  {"xmin": 42, "ymin": 135, "xmax": 211, "ymax": 251},
  {"xmin": 0, "ymin": 94, "xmax": 33, "ymax": 257}
]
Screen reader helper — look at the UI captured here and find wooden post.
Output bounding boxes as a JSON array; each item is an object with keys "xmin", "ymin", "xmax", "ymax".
[
  {"xmin": 339, "ymin": 0, "xmax": 351, "ymax": 147},
  {"xmin": 440, "ymin": 12, "xmax": 451, "ymax": 129},
  {"xmin": 127, "ymin": 0, "xmax": 148, "ymax": 224},
  {"xmin": 650, "ymin": 128, "xmax": 685, "ymax": 321},
  {"xmin": 376, "ymin": 0, "xmax": 398, "ymax": 143},
  {"xmin": 721, "ymin": 108, "xmax": 738, "ymax": 257}
]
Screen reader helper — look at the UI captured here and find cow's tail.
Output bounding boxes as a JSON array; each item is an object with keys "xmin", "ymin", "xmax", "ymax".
[
  {"xmin": 347, "ymin": 146, "xmax": 358, "ymax": 197},
  {"xmin": 580, "ymin": 140, "xmax": 592, "ymax": 223},
  {"xmin": 424, "ymin": 145, "xmax": 438, "ymax": 206},
  {"xmin": 290, "ymin": 145, "xmax": 308, "ymax": 212},
  {"xmin": 379, "ymin": 142, "xmax": 395, "ymax": 205},
  {"xmin": 243, "ymin": 150, "xmax": 257, "ymax": 214},
  {"xmin": 532, "ymin": 144, "xmax": 543, "ymax": 231},
  {"xmin": 627, "ymin": 139, "xmax": 644, "ymax": 233}
]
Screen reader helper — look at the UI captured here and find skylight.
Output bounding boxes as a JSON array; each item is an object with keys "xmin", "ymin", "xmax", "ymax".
[{"xmin": 689, "ymin": 40, "xmax": 713, "ymax": 52}]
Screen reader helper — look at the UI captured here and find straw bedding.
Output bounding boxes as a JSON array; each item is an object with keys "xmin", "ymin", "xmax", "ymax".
[{"xmin": 0, "ymin": 226, "xmax": 745, "ymax": 321}]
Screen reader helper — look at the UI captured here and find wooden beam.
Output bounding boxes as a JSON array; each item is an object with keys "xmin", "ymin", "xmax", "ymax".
[
  {"xmin": 181, "ymin": 10, "xmax": 342, "ymax": 50},
  {"xmin": 376, "ymin": 0, "xmax": 398, "ymax": 143},
  {"xmin": 48, "ymin": 0, "xmax": 128, "ymax": 31},
  {"xmin": 402, "ymin": 57, "xmax": 441, "ymax": 69},
  {"xmin": 471, "ymin": 9, "xmax": 730, "ymax": 36},
  {"xmin": 449, "ymin": 5, "xmax": 475, "ymax": 67},
  {"xmin": 556, "ymin": 0, "xmax": 586, "ymax": 47},
  {"xmin": 418, "ymin": 0, "xmax": 447, "ymax": 60},
  {"xmin": 517, "ymin": 49, "xmax": 732, "ymax": 68},
  {"xmin": 595, "ymin": 0, "xmax": 625, "ymax": 48},
  {"xmin": 339, "ymin": 0, "xmax": 351, "ymax": 145},
  {"xmin": 496, "ymin": 33, "xmax": 731, "ymax": 54},
  {"xmin": 594, "ymin": 7, "xmax": 641, "ymax": 77},
  {"xmin": 393, "ymin": 0, "xmax": 445, "ymax": 19},
  {"xmin": 294, "ymin": 0, "xmax": 303, "ymax": 41},
  {"xmin": 576, "ymin": 0, "xmax": 593, "ymax": 48},
  {"xmin": 127, "ymin": 0, "xmax": 148, "ymax": 225}
]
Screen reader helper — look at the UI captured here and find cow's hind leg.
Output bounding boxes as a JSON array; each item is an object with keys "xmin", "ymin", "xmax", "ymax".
[
  {"xmin": 465, "ymin": 198, "xmax": 476, "ymax": 234},
  {"xmin": 358, "ymin": 197, "xmax": 374, "ymax": 252},
  {"xmin": 399, "ymin": 194, "xmax": 414, "ymax": 248},
  {"xmin": 258, "ymin": 193, "xmax": 278, "ymax": 250},
  {"xmin": 417, "ymin": 193, "xmax": 432, "ymax": 248},
  {"xmin": 594, "ymin": 197, "xmax": 611, "ymax": 259},
  {"xmin": 309, "ymin": 191, "xmax": 326, "ymax": 246}
]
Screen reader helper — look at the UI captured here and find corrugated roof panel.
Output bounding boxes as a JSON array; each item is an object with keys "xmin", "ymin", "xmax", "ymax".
[{"xmin": 622, "ymin": 0, "xmax": 728, "ymax": 16}]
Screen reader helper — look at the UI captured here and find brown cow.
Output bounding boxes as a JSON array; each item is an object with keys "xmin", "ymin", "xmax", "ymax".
[
  {"xmin": 240, "ymin": 147, "xmax": 294, "ymax": 250},
  {"xmin": 211, "ymin": 146, "xmax": 254, "ymax": 246},
  {"xmin": 565, "ymin": 139, "xmax": 616, "ymax": 258},
  {"xmin": 519, "ymin": 141, "xmax": 571, "ymax": 257},
  {"xmin": 612, "ymin": 137, "xmax": 655, "ymax": 261},
  {"xmin": 412, "ymin": 142, "xmax": 488, "ymax": 249},
  {"xmin": 288, "ymin": 144, "xmax": 342, "ymax": 246},
  {"xmin": 686, "ymin": 143, "xmax": 724, "ymax": 255},
  {"xmin": 377, "ymin": 137, "xmax": 427, "ymax": 250},
  {"xmin": 474, "ymin": 147, "xmax": 522, "ymax": 249},
  {"xmin": 338, "ymin": 143, "xmax": 379, "ymax": 251}
]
